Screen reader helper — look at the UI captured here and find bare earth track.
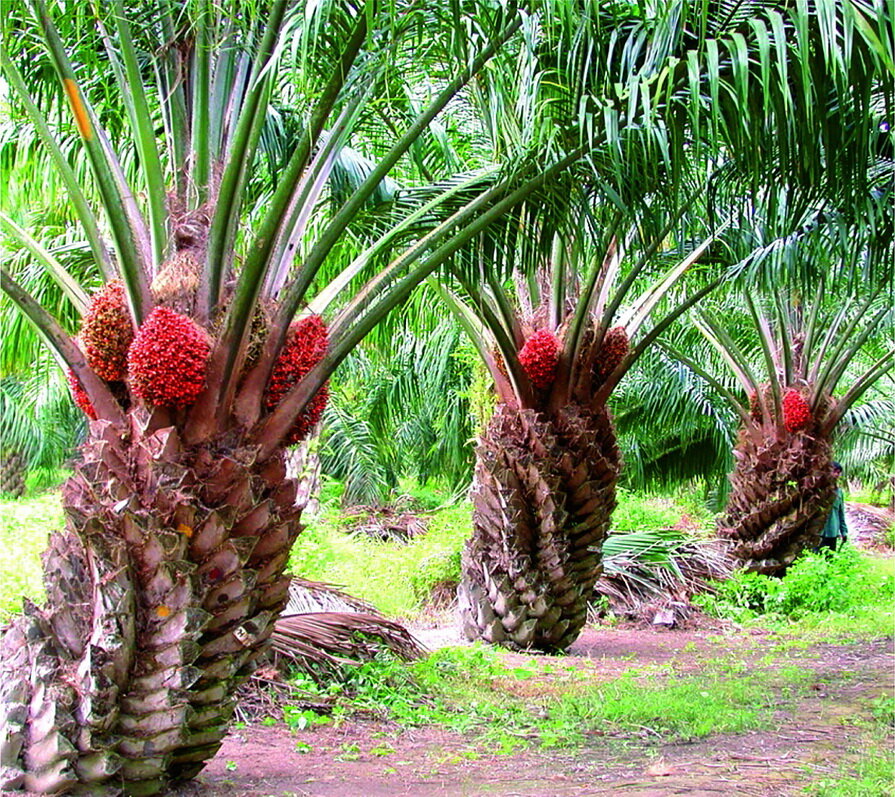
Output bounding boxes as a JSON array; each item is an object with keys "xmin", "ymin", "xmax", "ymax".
[{"xmin": 166, "ymin": 626, "xmax": 893, "ymax": 797}]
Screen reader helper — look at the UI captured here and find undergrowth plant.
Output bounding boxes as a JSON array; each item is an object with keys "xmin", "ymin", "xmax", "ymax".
[{"xmin": 696, "ymin": 546, "xmax": 895, "ymax": 624}]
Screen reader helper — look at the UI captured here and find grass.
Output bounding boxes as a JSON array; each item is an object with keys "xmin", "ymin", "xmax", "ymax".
[
  {"xmin": 802, "ymin": 695, "xmax": 895, "ymax": 797},
  {"xmin": 0, "ymin": 491, "xmax": 62, "ymax": 617},
  {"xmin": 278, "ymin": 643, "xmax": 812, "ymax": 752}
]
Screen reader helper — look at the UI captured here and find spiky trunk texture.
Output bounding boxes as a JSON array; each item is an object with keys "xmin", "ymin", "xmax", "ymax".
[
  {"xmin": 718, "ymin": 424, "xmax": 834, "ymax": 575},
  {"xmin": 0, "ymin": 412, "xmax": 301, "ymax": 795},
  {"xmin": 458, "ymin": 404, "xmax": 619, "ymax": 652},
  {"xmin": 0, "ymin": 450, "xmax": 27, "ymax": 498}
]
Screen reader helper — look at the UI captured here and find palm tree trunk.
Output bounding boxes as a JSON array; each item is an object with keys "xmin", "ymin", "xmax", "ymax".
[
  {"xmin": 0, "ymin": 412, "xmax": 302, "ymax": 794},
  {"xmin": 459, "ymin": 403, "xmax": 619, "ymax": 652},
  {"xmin": 718, "ymin": 426, "xmax": 834, "ymax": 575}
]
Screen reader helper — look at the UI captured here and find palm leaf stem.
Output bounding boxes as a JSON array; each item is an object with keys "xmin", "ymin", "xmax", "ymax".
[
  {"xmin": 806, "ymin": 298, "xmax": 855, "ymax": 386},
  {"xmin": 154, "ymin": 0, "xmax": 190, "ymax": 201},
  {"xmin": 455, "ymin": 273, "xmax": 532, "ymax": 404},
  {"xmin": 692, "ymin": 310, "xmax": 761, "ymax": 398},
  {"xmin": 215, "ymin": 99, "xmax": 360, "ymax": 420},
  {"xmin": 29, "ymin": 16, "xmax": 151, "ymax": 311},
  {"xmin": 744, "ymin": 291, "xmax": 783, "ymax": 431},
  {"xmin": 824, "ymin": 349, "xmax": 895, "ymax": 432},
  {"xmin": 0, "ymin": 213, "xmax": 90, "ymax": 313},
  {"xmin": 264, "ymin": 97, "xmax": 369, "ymax": 298},
  {"xmin": 104, "ymin": 0, "xmax": 170, "ymax": 267},
  {"xmin": 801, "ymin": 276, "xmax": 828, "ymax": 379},
  {"xmin": 271, "ymin": 15, "xmax": 524, "ymax": 332},
  {"xmin": 256, "ymin": 145, "xmax": 584, "ymax": 455},
  {"xmin": 594, "ymin": 189, "xmax": 699, "ymax": 341},
  {"xmin": 549, "ymin": 232, "xmax": 567, "ymax": 330},
  {"xmin": 657, "ymin": 341, "xmax": 751, "ymax": 426},
  {"xmin": 813, "ymin": 291, "xmax": 887, "ymax": 402},
  {"xmin": 30, "ymin": 0, "xmax": 152, "ymax": 318},
  {"xmin": 816, "ymin": 304, "xmax": 892, "ymax": 408},
  {"xmin": 252, "ymin": 11, "xmax": 371, "ymax": 303},
  {"xmin": 0, "ymin": 268, "xmax": 123, "ymax": 422},
  {"xmin": 0, "ymin": 47, "xmax": 113, "ymax": 278},
  {"xmin": 188, "ymin": 0, "xmax": 212, "ymax": 204},
  {"xmin": 772, "ymin": 291, "xmax": 794, "ymax": 385},
  {"xmin": 205, "ymin": 0, "xmax": 290, "ymax": 309},
  {"xmin": 428, "ymin": 279, "xmax": 519, "ymax": 404},
  {"xmin": 594, "ymin": 273, "xmax": 727, "ymax": 405},
  {"xmin": 235, "ymin": 18, "xmax": 526, "ymax": 428},
  {"xmin": 308, "ymin": 169, "xmax": 501, "ymax": 315},
  {"xmin": 620, "ymin": 228, "xmax": 722, "ymax": 340}
]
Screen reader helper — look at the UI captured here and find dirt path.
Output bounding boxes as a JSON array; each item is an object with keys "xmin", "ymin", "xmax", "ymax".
[{"xmin": 172, "ymin": 627, "xmax": 894, "ymax": 796}]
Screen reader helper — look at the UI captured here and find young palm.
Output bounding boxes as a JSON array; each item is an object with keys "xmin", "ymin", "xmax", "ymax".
[{"xmin": 0, "ymin": 1, "xmax": 587, "ymax": 792}]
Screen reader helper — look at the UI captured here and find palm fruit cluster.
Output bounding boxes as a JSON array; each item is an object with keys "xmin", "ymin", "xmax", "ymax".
[
  {"xmin": 782, "ymin": 388, "xmax": 812, "ymax": 432},
  {"xmin": 127, "ymin": 306, "xmax": 211, "ymax": 407},
  {"xmin": 518, "ymin": 329, "xmax": 560, "ymax": 389},
  {"xmin": 79, "ymin": 280, "xmax": 133, "ymax": 381},
  {"xmin": 66, "ymin": 368, "xmax": 97, "ymax": 420},
  {"xmin": 593, "ymin": 326, "xmax": 628, "ymax": 381},
  {"xmin": 265, "ymin": 315, "xmax": 330, "ymax": 443}
]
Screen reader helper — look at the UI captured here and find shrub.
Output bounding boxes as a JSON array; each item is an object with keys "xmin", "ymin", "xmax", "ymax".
[{"xmin": 696, "ymin": 546, "xmax": 895, "ymax": 621}]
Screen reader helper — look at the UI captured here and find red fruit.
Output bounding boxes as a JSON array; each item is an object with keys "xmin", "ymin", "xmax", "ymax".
[
  {"xmin": 594, "ymin": 326, "xmax": 629, "ymax": 381},
  {"xmin": 783, "ymin": 389, "xmax": 812, "ymax": 432},
  {"xmin": 128, "ymin": 307, "xmax": 211, "ymax": 407},
  {"xmin": 265, "ymin": 315, "xmax": 330, "ymax": 444},
  {"xmin": 66, "ymin": 368, "xmax": 96, "ymax": 420},
  {"xmin": 518, "ymin": 330, "xmax": 560, "ymax": 390},
  {"xmin": 80, "ymin": 280, "xmax": 133, "ymax": 381}
]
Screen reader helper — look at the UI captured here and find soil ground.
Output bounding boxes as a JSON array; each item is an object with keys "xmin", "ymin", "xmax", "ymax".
[{"xmin": 172, "ymin": 623, "xmax": 894, "ymax": 797}]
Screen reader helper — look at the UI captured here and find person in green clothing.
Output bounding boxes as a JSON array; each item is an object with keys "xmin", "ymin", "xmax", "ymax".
[{"xmin": 818, "ymin": 462, "xmax": 848, "ymax": 552}]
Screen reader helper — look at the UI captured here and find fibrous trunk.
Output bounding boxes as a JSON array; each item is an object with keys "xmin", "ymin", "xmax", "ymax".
[
  {"xmin": 459, "ymin": 403, "xmax": 619, "ymax": 652},
  {"xmin": 718, "ymin": 425, "xmax": 834, "ymax": 575},
  {"xmin": 0, "ymin": 412, "xmax": 301, "ymax": 795}
]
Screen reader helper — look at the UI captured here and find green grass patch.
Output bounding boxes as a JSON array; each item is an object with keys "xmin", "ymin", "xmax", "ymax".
[
  {"xmin": 0, "ymin": 492, "xmax": 63, "ymax": 617},
  {"xmin": 281, "ymin": 644, "xmax": 810, "ymax": 751},
  {"xmin": 289, "ymin": 502, "xmax": 471, "ymax": 616}
]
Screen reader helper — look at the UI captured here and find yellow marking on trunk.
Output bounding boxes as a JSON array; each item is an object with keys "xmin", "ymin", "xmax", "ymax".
[
  {"xmin": 63, "ymin": 79, "xmax": 93, "ymax": 141},
  {"xmin": 177, "ymin": 523, "xmax": 194, "ymax": 538}
]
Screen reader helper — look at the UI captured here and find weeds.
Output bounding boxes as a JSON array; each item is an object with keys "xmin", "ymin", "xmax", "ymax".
[{"xmin": 695, "ymin": 546, "xmax": 895, "ymax": 638}]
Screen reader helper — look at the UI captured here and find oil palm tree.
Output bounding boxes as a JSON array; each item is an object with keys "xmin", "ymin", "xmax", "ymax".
[
  {"xmin": 0, "ymin": 1, "xmax": 592, "ymax": 792},
  {"xmin": 437, "ymin": 191, "xmax": 731, "ymax": 651},
  {"xmin": 433, "ymin": 0, "xmax": 891, "ymax": 651},
  {"xmin": 665, "ymin": 279, "xmax": 893, "ymax": 575}
]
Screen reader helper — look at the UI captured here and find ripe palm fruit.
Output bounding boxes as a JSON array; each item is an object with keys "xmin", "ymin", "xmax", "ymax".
[
  {"xmin": 518, "ymin": 330, "xmax": 560, "ymax": 390},
  {"xmin": 66, "ymin": 369, "xmax": 96, "ymax": 420},
  {"xmin": 594, "ymin": 326, "xmax": 629, "ymax": 381},
  {"xmin": 782, "ymin": 388, "xmax": 812, "ymax": 432},
  {"xmin": 80, "ymin": 280, "xmax": 133, "ymax": 381},
  {"xmin": 265, "ymin": 315, "xmax": 330, "ymax": 444},
  {"xmin": 128, "ymin": 307, "xmax": 211, "ymax": 407}
]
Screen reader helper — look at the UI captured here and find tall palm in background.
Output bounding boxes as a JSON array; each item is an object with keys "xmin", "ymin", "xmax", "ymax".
[
  {"xmin": 0, "ymin": 1, "xmax": 594, "ymax": 791},
  {"xmin": 433, "ymin": 0, "xmax": 891, "ymax": 651}
]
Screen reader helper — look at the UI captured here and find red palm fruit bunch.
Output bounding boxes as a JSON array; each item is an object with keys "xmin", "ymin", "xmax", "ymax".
[
  {"xmin": 66, "ymin": 369, "xmax": 97, "ymax": 420},
  {"xmin": 782, "ymin": 388, "xmax": 812, "ymax": 432},
  {"xmin": 518, "ymin": 329, "xmax": 560, "ymax": 389},
  {"xmin": 265, "ymin": 315, "xmax": 330, "ymax": 444},
  {"xmin": 80, "ymin": 280, "xmax": 133, "ymax": 381},
  {"xmin": 593, "ymin": 326, "xmax": 629, "ymax": 381},
  {"xmin": 127, "ymin": 306, "xmax": 212, "ymax": 407}
]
